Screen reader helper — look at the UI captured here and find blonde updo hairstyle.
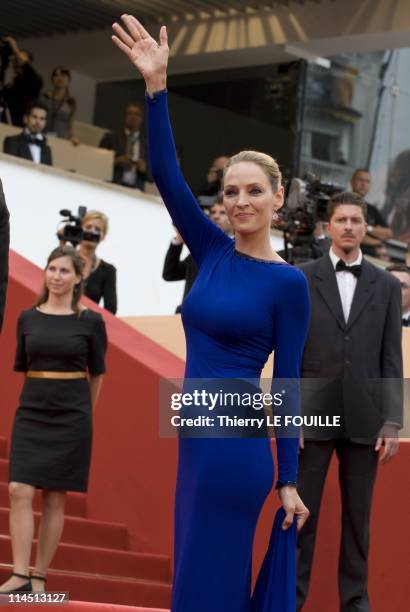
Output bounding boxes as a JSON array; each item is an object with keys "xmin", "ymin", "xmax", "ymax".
[
  {"xmin": 223, "ymin": 150, "xmax": 282, "ymax": 193},
  {"xmin": 81, "ymin": 210, "xmax": 109, "ymax": 239}
]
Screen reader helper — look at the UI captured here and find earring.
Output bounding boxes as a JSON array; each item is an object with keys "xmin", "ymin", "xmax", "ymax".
[{"xmin": 272, "ymin": 211, "xmax": 279, "ymax": 221}]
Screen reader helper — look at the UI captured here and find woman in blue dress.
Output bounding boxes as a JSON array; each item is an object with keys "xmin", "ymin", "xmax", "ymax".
[{"xmin": 112, "ymin": 15, "xmax": 310, "ymax": 612}]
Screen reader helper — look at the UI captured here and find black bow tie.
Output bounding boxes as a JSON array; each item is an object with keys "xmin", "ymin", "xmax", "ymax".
[
  {"xmin": 403, "ymin": 317, "xmax": 410, "ymax": 327},
  {"xmin": 336, "ymin": 259, "xmax": 362, "ymax": 277},
  {"xmin": 25, "ymin": 134, "xmax": 43, "ymax": 146}
]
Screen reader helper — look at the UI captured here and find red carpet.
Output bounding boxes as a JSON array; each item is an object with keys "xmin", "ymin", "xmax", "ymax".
[
  {"xmin": 0, "ymin": 602, "xmax": 168, "ymax": 611},
  {"xmin": 0, "ymin": 436, "xmax": 171, "ymax": 609},
  {"xmin": 0, "ymin": 250, "xmax": 183, "ymax": 609},
  {"xmin": 1, "ymin": 251, "xmax": 409, "ymax": 611}
]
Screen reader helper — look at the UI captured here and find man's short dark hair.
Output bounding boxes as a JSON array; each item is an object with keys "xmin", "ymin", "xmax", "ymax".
[
  {"xmin": 326, "ymin": 191, "xmax": 367, "ymax": 222},
  {"xmin": 386, "ymin": 264, "xmax": 410, "ymax": 276},
  {"xmin": 25, "ymin": 99, "xmax": 48, "ymax": 116},
  {"xmin": 351, "ymin": 167, "xmax": 370, "ymax": 181},
  {"xmin": 124, "ymin": 103, "xmax": 142, "ymax": 114}
]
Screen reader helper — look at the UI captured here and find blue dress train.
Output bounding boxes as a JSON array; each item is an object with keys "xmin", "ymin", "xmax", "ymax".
[{"xmin": 147, "ymin": 91, "xmax": 310, "ymax": 612}]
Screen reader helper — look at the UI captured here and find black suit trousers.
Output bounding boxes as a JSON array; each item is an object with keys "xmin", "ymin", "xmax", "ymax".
[{"xmin": 297, "ymin": 440, "xmax": 378, "ymax": 612}]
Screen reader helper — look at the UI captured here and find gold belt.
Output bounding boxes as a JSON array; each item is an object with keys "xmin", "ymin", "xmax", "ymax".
[{"xmin": 26, "ymin": 371, "xmax": 87, "ymax": 380}]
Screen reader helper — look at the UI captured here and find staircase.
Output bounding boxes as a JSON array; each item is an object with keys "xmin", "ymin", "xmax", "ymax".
[{"xmin": 0, "ymin": 436, "xmax": 171, "ymax": 610}]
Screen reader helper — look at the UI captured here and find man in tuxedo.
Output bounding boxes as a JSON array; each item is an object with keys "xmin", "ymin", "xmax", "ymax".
[
  {"xmin": 297, "ymin": 191, "xmax": 403, "ymax": 611},
  {"xmin": 0, "ymin": 179, "xmax": 10, "ymax": 332},
  {"xmin": 387, "ymin": 264, "xmax": 410, "ymax": 326},
  {"xmin": 99, "ymin": 103, "xmax": 150, "ymax": 191},
  {"xmin": 3, "ymin": 100, "xmax": 52, "ymax": 166}
]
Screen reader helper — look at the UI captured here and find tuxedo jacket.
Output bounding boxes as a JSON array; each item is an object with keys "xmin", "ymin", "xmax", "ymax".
[
  {"xmin": 99, "ymin": 129, "xmax": 150, "ymax": 190},
  {"xmin": 3, "ymin": 132, "xmax": 52, "ymax": 166},
  {"xmin": 0, "ymin": 179, "xmax": 10, "ymax": 332},
  {"xmin": 299, "ymin": 254, "xmax": 403, "ymax": 441}
]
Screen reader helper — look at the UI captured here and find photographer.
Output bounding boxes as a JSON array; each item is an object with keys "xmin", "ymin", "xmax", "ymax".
[
  {"xmin": 1, "ymin": 37, "xmax": 42, "ymax": 127},
  {"xmin": 351, "ymin": 168, "xmax": 393, "ymax": 252},
  {"xmin": 163, "ymin": 195, "xmax": 232, "ymax": 313},
  {"xmin": 198, "ymin": 156, "xmax": 229, "ymax": 198},
  {"xmin": 77, "ymin": 211, "xmax": 117, "ymax": 315},
  {"xmin": 278, "ymin": 177, "xmax": 338, "ymax": 264}
]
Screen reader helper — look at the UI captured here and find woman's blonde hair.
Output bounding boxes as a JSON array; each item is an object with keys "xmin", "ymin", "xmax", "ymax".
[
  {"xmin": 223, "ymin": 150, "xmax": 282, "ymax": 192},
  {"xmin": 35, "ymin": 246, "xmax": 84, "ymax": 315},
  {"xmin": 81, "ymin": 210, "xmax": 109, "ymax": 239}
]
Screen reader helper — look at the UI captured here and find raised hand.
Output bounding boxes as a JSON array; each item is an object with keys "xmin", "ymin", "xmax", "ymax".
[{"xmin": 112, "ymin": 15, "xmax": 168, "ymax": 95}]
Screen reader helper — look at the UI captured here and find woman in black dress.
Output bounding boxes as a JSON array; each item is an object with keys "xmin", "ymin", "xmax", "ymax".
[
  {"xmin": 0, "ymin": 246, "xmax": 107, "ymax": 594},
  {"xmin": 78, "ymin": 210, "xmax": 117, "ymax": 314}
]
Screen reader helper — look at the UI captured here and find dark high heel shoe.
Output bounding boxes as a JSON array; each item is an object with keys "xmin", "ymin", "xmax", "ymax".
[
  {"xmin": 0, "ymin": 572, "xmax": 32, "ymax": 593},
  {"xmin": 31, "ymin": 574, "xmax": 47, "ymax": 592}
]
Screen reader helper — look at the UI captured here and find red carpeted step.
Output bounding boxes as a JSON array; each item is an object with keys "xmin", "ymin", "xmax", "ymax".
[
  {"xmin": 0, "ymin": 459, "xmax": 8, "ymax": 482},
  {"xmin": 0, "ymin": 567, "xmax": 172, "ymax": 609},
  {"xmin": 0, "ymin": 537, "xmax": 171, "ymax": 582},
  {"xmin": 0, "ymin": 439, "xmax": 6, "ymax": 460},
  {"xmin": 0, "ymin": 507, "xmax": 128, "ymax": 550},
  {"xmin": 0, "ymin": 601, "xmax": 168, "ymax": 611},
  {"xmin": 0, "ymin": 483, "xmax": 86, "ymax": 517}
]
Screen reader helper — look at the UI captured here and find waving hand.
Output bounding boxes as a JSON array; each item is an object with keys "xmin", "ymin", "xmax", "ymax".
[{"xmin": 112, "ymin": 15, "xmax": 168, "ymax": 95}]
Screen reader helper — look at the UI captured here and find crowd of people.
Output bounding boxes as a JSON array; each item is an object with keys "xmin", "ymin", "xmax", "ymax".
[
  {"xmin": 0, "ymin": 18, "xmax": 408, "ymax": 611},
  {"xmin": 1, "ymin": 36, "xmax": 409, "ymax": 319}
]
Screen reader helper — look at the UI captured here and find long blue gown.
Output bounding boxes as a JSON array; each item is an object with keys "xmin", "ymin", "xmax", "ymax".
[{"xmin": 147, "ymin": 91, "xmax": 310, "ymax": 612}]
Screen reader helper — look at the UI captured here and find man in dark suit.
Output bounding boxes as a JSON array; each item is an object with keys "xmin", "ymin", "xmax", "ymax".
[
  {"xmin": 297, "ymin": 191, "xmax": 403, "ymax": 612},
  {"xmin": 351, "ymin": 168, "xmax": 393, "ymax": 255},
  {"xmin": 3, "ymin": 100, "xmax": 52, "ymax": 166},
  {"xmin": 99, "ymin": 103, "xmax": 150, "ymax": 191},
  {"xmin": 0, "ymin": 179, "xmax": 10, "ymax": 332}
]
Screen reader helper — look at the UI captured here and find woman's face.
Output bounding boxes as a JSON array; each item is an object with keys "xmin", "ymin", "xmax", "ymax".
[
  {"xmin": 52, "ymin": 70, "xmax": 70, "ymax": 89},
  {"xmin": 81, "ymin": 218, "xmax": 105, "ymax": 249},
  {"xmin": 223, "ymin": 162, "xmax": 283, "ymax": 236},
  {"xmin": 45, "ymin": 256, "xmax": 81, "ymax": 298}
]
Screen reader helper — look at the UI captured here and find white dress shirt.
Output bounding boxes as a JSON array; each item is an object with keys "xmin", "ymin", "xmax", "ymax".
[
  {"xmin": 25, "ymin": 129, "xmax": 44, "ymax": 165},
  {"xmin": 329, "ymin": 247, "xmax": 363, "ymax": 323},
  {"xmin": 122, "ymin": 129, "xmax": 141, "ymax": 185}
]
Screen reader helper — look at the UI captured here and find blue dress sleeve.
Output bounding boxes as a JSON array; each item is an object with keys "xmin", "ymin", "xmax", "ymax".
[
  {"xmin": 272, "ymin": 268, "xmax": 310, "ymax": 484},
  {"xmin": 146, "ymin": 91, "xmax": 231, "ymax": 267}
]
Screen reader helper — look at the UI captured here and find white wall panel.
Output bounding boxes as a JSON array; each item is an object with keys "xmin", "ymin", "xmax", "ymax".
[{"xmin": 1, "ymin": 154, "xmax": 186, "ymax": 316}]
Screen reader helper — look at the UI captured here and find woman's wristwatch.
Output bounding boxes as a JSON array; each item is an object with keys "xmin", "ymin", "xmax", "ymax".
[{"xmin": 275, "ymin": 480, "xmax": 297, "ymax": 490}]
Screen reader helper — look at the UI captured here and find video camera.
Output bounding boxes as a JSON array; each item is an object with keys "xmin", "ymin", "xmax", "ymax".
[
  {"xmin": 57, "ymin": 207, "xmax": 101, "ymax": 247},
  {"xmin": 281, "ymin": 173, "xmax": 342, "ymax": 264}
]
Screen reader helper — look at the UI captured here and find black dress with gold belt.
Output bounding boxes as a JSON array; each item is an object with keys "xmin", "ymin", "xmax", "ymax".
[{"xmin": 9, "ymin": 307, "xmax": 107, "ymax": 492}]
